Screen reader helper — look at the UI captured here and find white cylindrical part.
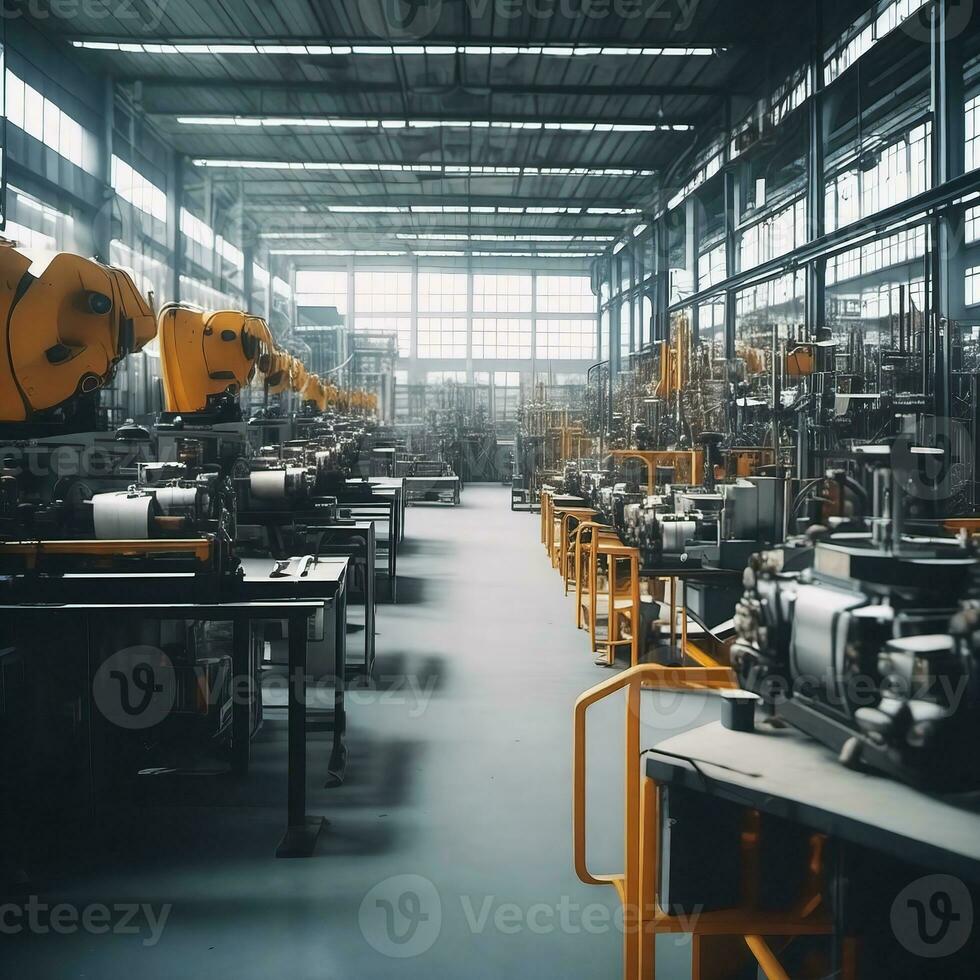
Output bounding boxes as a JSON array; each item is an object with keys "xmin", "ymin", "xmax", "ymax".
[
  {"xmin": 250, "ymin": 469, "xmax": 288, "ymax": 500},
  {"xmin": 154, "ymin": 485, "xmax": 201, "ymax": 516},
  {"xmin": 662, "ymin": 520, "xmax": 697, "ymax": 554},
  {"xmin": 93, "ymin": 492, "xmax": 158, "ymax": 540}
]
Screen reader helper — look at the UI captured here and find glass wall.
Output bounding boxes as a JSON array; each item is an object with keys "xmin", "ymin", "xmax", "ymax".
[{"xmin": 295, "ymin": 261, "xmax": 597, "ymax": 382}]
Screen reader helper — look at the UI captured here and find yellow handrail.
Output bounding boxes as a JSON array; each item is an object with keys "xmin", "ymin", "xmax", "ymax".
[{"xmin": 573, "ymin": 663, "xmax": 737, "ymax": 976}]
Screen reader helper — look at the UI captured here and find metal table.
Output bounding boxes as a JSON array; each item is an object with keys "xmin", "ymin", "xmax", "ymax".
[
  {"xmin": 644, "ymin": 720, "xmax": 980, "ymax": 975},
  {"xmin": 0, "ymin": 556, "xmax": 348, "ymax": 859}
]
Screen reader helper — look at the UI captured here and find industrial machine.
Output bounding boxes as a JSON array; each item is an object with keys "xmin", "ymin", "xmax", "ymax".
[
  {"xmin": 0, "ymin": 244, "xmax": 156, "ymax": 431},
  {"xmin": 732, "ymin": 447, "xmax": 980, "ymax": 790},
  {"xmin": 158, "ymin": 305, "xmax": 276, "ymax": 420},
  {"xmin": 0, "ymin": 255, "xmax": 361, "ymax": 847}
]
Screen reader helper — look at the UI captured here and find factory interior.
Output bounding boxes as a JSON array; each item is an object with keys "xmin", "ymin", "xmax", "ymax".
[{"xmin": 3, "ymin": 0, "xmax": 980, "ymax": 977}]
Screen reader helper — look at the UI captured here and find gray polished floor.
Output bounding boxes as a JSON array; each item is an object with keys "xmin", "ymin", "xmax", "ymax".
[{"xmin": 5, "ymin": 486, "xmax": 709, "ymax": 978}]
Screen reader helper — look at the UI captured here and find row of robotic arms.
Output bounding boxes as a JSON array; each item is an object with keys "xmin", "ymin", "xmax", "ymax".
[
  {"xmin": 0, "ymin": 243, "xmax": 380, "ymax": 558},
  {"xmin": 546, "ymin": 320, "xmax": 980, "ymax": 793},
  {"xmin": 0, "ymin": 244, "xmax": 388, "ymax": 835}
]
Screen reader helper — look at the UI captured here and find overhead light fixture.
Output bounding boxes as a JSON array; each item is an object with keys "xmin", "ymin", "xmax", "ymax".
[
  {"xmin": 71, "ymin": 40, "xmax": 722, "ymax": 58},
  {"xmin": 243, "ymin": 204, "xmax": 650, "ymax": 217},
  {"xmin": 327, "ymin": 205, "xmax": 403, "ymax": 213},
  {"xmin": 191, "ymin": 159, "xmax": 655, "ymax": 177},
  {"xmin": 272, "ymin": 247, "xmax": 601, "ymax": 258},
  {"xmin": 632, "ymin": 223, "xmax": 649, "ymax": 237},
  {"xmin": 270, "ymin": 249, "xmax": 408, "ymax": 256},
  {"xmin": 260, "ymin": 232, "xmax": 335, "ymax": 239},
  {"xmin": 176, "ymin": 115, "xmax": 692, "ymax": 134},
  {"xmin": 613, "ymin": 241, "xmax": 627, "ymax": 254},
  {"xmin": 395, "ymin": 233, "xmax": 614, "ymax": 242}
]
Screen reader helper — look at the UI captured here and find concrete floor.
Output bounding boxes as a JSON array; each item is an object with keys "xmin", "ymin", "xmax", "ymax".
[{"xmin": 6, "ymin": 485, "xmax": 713, "ymax": 978}]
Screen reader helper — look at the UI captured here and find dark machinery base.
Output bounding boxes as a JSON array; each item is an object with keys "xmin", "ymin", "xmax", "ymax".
[{"xmin": 276, "ymin": 816, "xmax": 327, "ymax": 858}]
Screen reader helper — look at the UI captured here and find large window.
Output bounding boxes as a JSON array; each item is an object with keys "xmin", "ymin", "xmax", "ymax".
[
  {"xmin": 739, "ymin": 198, "xmax": 806, "ymax": 271},
  {"xmin": 294, "ymin": 264, "xmax": 597, "ymax": 366},
  {"xmin": 112, "ymin": 156, "xmax": 167, "ymax": 224},
  {"xmin": 355, "ymin": 316, "xmax": 411, "ymax": 357},
  {"xmin": 296, "ymin": 270, "xmax": 348, "ymax": 313},
  {"xmin": 472, "ymin": 318, "xmax": 532, "ymax": 359},
  {"xmin": 180, "ymin": 207, "xmax": 214, "ymax": 249},
  {"xmin": 537, "ymin": 319, "xmax": 597, "ymax": 360},
  {"xmin": 474, "ymin": 273, "xmax": 532, "ymax": 313},
  {"xmin": 968, "ymin": 266, "xmax": 980, "ymax": 307},
  {"xmin": 967, "ymin": 203, "xmax": 980, "ymax": 245},
  {"xmin": 4, "ymin": 68, "xmax": 98, "ymax": 174},
  {"xmin": 698, "ymin": 242, "xmax": 727, "ymax": 290},
  {"xmin": 599, "ymin": 310, "xmax": 611, "ymax": 361},
  {"xmin": 826, "ymin": 124, "xmax": 931, "ymax": 232},
  {"xmin": 537, "ymin": 275, "xmax": 595, "ymax": 314},
  {"xmin": 354, "ymin": 270, "xmax": 412, "ymax": 313},
  {"xmin": 968, "ymin": 94, "xmax": 980, "ymax": 173},
  {"xmin": 6, "ymin": 187, "xmax": 73, "ymax": 252},
  {"xmin": 826, "ymin": 226, "xmax": 927, "ymax": 285},
  {"xmin": 418, "ymin": 317, "xmax": 467, "ymax": 358},
  {"xmin": 419, "ymin": 271, "xmax": 468, "ymax": 313}
]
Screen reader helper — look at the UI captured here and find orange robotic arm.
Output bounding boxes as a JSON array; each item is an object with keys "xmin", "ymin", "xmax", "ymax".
[
  {"xmin": 0, "ymin": 245, "xmax": 155, "ymax": 423},
  {"xmin": 259, "ymin": 350, "xmax": 295, "ymax": 396},
  {"xmin": 158, "ymin": 305, "xmax": 275, "ymax": 414},
  {"xmin": 300, "ymin": 373, "xmax": 329, "ymax": 412}
]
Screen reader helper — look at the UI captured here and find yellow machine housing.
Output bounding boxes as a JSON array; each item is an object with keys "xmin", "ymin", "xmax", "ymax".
[
  {"xmin": 261, "ymin": 350, "xmax": 295, "ymax": 396},
  {"xmin": 0, "ymin": 245, "xmax": 155, "ymax": 423},
  {"xmin": 158, "ymin": 306, "xmax": 275, "ymax": 414},
  {"xmin": 300, "ymin": 373, "xmax": 328, "ymax": 412}
]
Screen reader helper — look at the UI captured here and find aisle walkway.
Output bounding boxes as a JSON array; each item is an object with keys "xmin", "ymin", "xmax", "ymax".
[{"xmin": 10, "ymin": 485, "xmax": 689, "ymax": 979}]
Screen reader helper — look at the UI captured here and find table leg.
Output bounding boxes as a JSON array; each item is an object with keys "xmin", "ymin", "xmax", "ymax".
[
  {"xmin": 232, "ymin": 618, "xmax": 251, "ymax": 775},
  {"xmin": 669, "ymin": 576, "xmax": 677, "ymax": 659},
  {"xmin": 325, "ymin": 584, "xmax": 348, "ymax": 788},
  {"xmin": 365, "ymin": 529, "xmax": 376, "ymax": 677},
  {"xmin": 389, "ymin": 501, "xmax": 398, "ymax": 602},
  {"xmin": 276, "ymin": 611, "xmax": 326, "ymax": 858},
  {"xmin": 681, "ymin": 579, "xmax": 688, "ymax": 661}
]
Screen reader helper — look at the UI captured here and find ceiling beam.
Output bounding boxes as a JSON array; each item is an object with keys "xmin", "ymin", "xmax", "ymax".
[
  {"xmin": 124, "ymin": 77, "xmax": 737, "ymax": 106},
  {"xmin": 154, "ymin": 112, "xmax": 696, "ymax": 128},
  {"xmin": 256, "ymin": 224, "xmax": 619, "ymax": 236},
  {"xmin": 214, "ymin": 195, "xmax": 653, "ymax": 214},
  {"xmin": 71, "ymin": 34, "xmax": 744, "ymax": 49},
  {"xmin": 190, "ymin": 169, "xmax": 654, "ymax": 183}
]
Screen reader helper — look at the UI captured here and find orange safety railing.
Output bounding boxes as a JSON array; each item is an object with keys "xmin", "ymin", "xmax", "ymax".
[{"xmin": 573, "ymin": 664, "xmax": 832, "ymax": 979}]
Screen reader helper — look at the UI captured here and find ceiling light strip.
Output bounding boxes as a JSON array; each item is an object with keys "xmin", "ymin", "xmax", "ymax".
[
  {"xmin": 192, "ymin": 159, "xmax": 653, "ymax": 177},
  {"xmin": 72, "ymin": 40, "xmax": 721, "ymax": 57},
  {"xmin": 176, "ymin": 115, "xmax": 692, "ymax": 133}
]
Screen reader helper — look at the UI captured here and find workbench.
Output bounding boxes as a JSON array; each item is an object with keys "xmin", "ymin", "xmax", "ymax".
[
  {"xmin": 644, "ymin": 719, "xmax": 980, "ymax": 976},
  {"xmin": 341, "ymin": 478, "xmax": 405, "ymax": 600},
  {"xmin": 403, "ymin": 474, "xmax": 461, "ymax": 505},
  {"xmin": 0, "ymin": 556, "xmax": 348, "ymax": 859},
  {"xmin": 236, "ymin": 516, "xmax": 376, "ymax": 676}
]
